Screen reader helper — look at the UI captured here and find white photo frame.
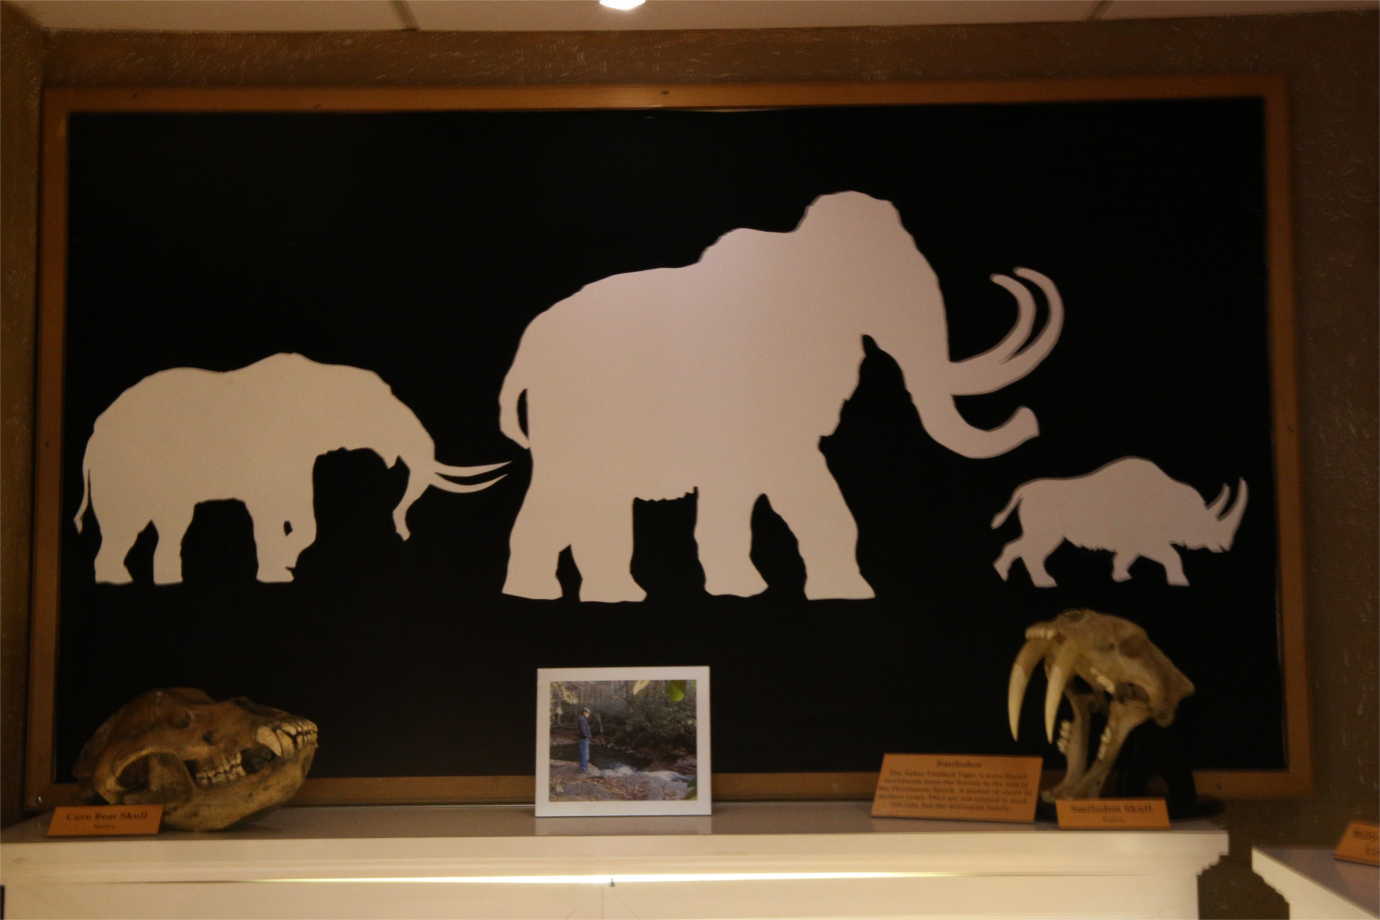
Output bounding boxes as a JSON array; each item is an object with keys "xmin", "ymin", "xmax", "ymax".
[{"xmin": 536, "ymin": 666, "xmax": 711, "ymax": 817}]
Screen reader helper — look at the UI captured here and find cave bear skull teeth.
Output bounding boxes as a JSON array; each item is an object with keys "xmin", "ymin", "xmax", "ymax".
[
  {"xmin": 74, "ymin": 688, "xmax": 318, "ymax": 831},
  {"xmin": 1007, "ymin": 609, "xmax": 1193, "ymax": 801}
]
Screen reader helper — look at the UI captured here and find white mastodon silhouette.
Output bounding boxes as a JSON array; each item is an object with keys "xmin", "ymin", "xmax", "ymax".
[
  {"xmin": 991, "ymin": 456, "xmax": 1248, "ymax": 587},
  {"xmin": 75, "ymin": 353, "xmax": 507, "ymax": 584},
  {"xmin": 499, "ymin": 191, "xmax": 1065, "ymax": 603}
]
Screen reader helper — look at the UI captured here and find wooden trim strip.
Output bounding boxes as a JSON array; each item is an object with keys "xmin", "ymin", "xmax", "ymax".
[
  {"xmin": 46, "ymin": 75, "xmax": 1285, "ymax": 115},
  {"xmin": 1261, "ymin": 77, "xmax": 1313, "ymax": 798},
  {"xmin": 24, "ymin": 93, "xmax": 72, "ymax": 811}
]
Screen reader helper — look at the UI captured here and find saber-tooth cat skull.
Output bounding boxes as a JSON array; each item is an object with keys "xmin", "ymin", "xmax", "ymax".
[
  {"xmin": 75, "ymin": 688, "xmax": 318, "ymax": 831},
  {"xmin": 1008, "ymin": 609, "xmax": 1193, "ymax": 801}
]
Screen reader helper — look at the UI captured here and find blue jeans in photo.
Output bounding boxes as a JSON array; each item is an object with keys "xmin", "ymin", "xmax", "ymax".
[{"xmin": 578, "ymin": 738, "xmax": 590, "ymax": 772}]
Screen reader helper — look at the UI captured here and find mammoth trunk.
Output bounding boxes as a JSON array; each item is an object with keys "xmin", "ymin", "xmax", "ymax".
[{"xmin": 911, "ymin": 387, "xmax": 1040, "ymax": 460}]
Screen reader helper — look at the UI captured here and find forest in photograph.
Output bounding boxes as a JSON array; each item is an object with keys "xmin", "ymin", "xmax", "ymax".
[{"xmin": 548, "ymin": 679, "xmax": 698, "ymax": 801}]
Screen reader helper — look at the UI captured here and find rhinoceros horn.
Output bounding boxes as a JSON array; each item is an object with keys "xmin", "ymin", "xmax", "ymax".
[{"xmin": 1210, "ymin": 478, "xmax": 1248, "ymax": 547}]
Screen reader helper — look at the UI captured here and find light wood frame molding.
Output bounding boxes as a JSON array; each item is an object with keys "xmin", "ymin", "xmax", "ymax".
[{"xmin": 27, "ymin": 75, "xmax": 1308, "ymax": 810}]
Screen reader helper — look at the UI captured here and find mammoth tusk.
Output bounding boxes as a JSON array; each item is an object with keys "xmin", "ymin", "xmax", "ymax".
[
  {"xmin": 1007, "ymin": 638, "xmax": 1049, "ymax": 740},
  {"xmin": 1044, "ymin": 641, "xmax": 1081, "ymax": 744},
  {"xmin": 945, "ymin": 273, "xmax": 1036, "ymax": 389},
  {"xmin": 980, "ymin": 274, "xmax": 1038, "ymax": 366},
  {"xmin": 947, "ymin": 267, "xmax": 1065, "ymax": 397},
  {"xmin": 1010, "ymin": 267, "xmax": 1065, "ymax": 356},
  {"xmin": 1012, "ymin": 267, "xmax": 1062, "ymax": 309}
]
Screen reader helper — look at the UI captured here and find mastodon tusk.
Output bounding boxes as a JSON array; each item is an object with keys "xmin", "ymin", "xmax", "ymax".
[
  {"xmin": 435, "ymin": 460, "xmax": 509, "ymax": 479},
  {"xmin": 431, "ymin": 473, "xmax": 506, "ymax": 494},
  {"xmin": 432, "ymin": 460, "xmax": 510, "ymax": 494},
  {"xmin": 1008, "ymin": 638, "xmax": 1050, "ymax": 740},
  {"xmin": 1044, "ymin": 641, "xmax": 1081, "ymax": 744}
]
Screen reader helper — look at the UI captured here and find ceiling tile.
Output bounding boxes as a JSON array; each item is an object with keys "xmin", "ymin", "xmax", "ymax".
[
  {"xmin": 406, "ymin": 1, "xmax": 1102, "ymax": 32},
  {"xmin": 1101, "ymin": 0, "xmax": 1376, "ymax": 19},
  {"xmin": 10, "ymin": 0, "xmax": 407, "ymax": 32}
]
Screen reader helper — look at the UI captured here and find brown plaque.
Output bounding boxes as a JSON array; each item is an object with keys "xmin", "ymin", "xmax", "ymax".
[
  {"xmin": 871, "ymin": 753, "xmax": 1041, "ymax": 823},
  {"xmin": 1334, "ymin": 820, "xmax": 1380, "ymax": 866},
  {"xmin": 47, "ymin": 804, "xmax": 163, "ymax": 836},
  {"xmin": 1055, "ymin": 798, "xmax": 1170, "ymax": 829}
]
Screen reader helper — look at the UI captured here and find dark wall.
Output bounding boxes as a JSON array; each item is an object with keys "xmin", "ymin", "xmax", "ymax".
[{"xmin": 2, "ymin": 7, "xmax": 1375, "ymax": 918}]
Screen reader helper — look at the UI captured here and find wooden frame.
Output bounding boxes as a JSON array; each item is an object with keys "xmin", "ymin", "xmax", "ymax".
[{"xmin": 27, "ymin": 76, "xmax": 1309, "ymax": 811}]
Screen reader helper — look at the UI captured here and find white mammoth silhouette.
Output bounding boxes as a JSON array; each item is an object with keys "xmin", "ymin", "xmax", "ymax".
[
  {"xmin": 499, "ymin": 191, "xmax": 1064, "ymax": 603},
  {"xmin": 991, "ymin": 456, "xmax": 1248, "ymax": 587},
  {"xmin": 75, "ymin": 353, "xmax": 506, "ymax": 585}
]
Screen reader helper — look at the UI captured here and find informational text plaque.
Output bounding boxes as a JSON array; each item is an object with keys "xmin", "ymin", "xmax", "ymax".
[
  {"xmin": 871, "ymin": 753, "xmax": 1041, "ymax": 823},
  {"xmin": 47, "ymin": 804, "xmax": 163, "ymax": 836}
]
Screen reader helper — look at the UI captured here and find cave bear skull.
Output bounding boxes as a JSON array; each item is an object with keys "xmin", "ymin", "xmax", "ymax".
[{"xmin": 74, "ymin": 688, "xmax": 318, "ymax": 831}]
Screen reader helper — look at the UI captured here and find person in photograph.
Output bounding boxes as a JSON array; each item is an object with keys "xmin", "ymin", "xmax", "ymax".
[{"xmin": 577, "ymin": 707, "xmax": 593, "ymax": 773}]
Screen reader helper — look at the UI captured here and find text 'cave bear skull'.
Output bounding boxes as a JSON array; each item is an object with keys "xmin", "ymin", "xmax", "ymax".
[
  {"xmin": 74, "ymin": 688, "xmax": 318, "ymax": 831},
  {"xmin": 1007, "ymin": 609, "xmax": 1193, "ymax": 801}
]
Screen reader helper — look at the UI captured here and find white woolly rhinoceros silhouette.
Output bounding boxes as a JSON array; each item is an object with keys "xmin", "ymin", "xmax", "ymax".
[
  {"xmin": 499, "ymin": 191, "xmax": 1064, "ymax": 603},
  {"xmin": 991, "ymin": 456, "xmax": 1247, "ymax": 587},
  {"xmin": 75, "ymin": 353, "xmax": 507, "ymax": 584}
]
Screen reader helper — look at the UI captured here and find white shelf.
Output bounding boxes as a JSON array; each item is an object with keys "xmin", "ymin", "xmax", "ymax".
[
  {"xmin": 1252, "ymin": 846, "xmax": 1380, "ymax": 919},
  {"xmin": 2, "ymin": 801, "xmax": 1227, "ymax": 919}
]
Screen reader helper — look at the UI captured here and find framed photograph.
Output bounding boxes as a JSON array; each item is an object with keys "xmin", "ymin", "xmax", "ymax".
[
  {"xmin": 27, "ymin": 77, "xmax": 1305, "ymax": 811},
  {"xmin": 535, "ymin": 667, "xmax": 710, "ymax": 816}
]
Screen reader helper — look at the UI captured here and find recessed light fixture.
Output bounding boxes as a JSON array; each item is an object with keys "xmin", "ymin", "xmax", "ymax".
[{"xmin": 599, "ymin": 0, "xmax": 646, "ymax": 10}]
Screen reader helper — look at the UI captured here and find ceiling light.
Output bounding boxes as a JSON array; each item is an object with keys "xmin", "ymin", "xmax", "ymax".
[{"xmin": 599, "ymin": 0, "xmax": 646, "ymax": 10}]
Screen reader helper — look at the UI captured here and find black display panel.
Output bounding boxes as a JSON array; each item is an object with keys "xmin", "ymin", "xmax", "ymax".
[{"xmin": 46, "ymin": 90, "xmax": 1290, "ymax": 791}]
